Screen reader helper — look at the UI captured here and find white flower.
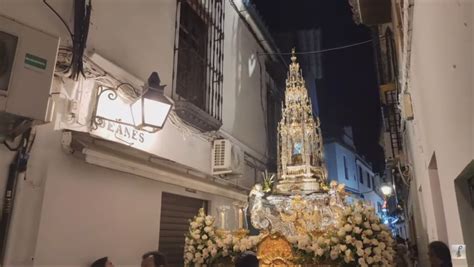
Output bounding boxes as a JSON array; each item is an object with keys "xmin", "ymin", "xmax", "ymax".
[
  {"xmin": 364, "ymin": 229, "xmax": 373, "ymax": 236},
  {"xmin": 194, "ymin": 252, "xmax": 202, "ymax": 259},
  {"xmin": 316, "ymin": 248, "xmax": 325, "ymax": 256},
  {"xmin": 358, "ymin": 257, "xmax": 367, "ymax": 266},
  {"xmin": 344, "ymin": 256, "xmax": 353, "ymax": 263},
  {"xmin": 367, "ymin": 256, "xmax": 374, "ymax": 264},
  {"xmin": 353, "ymin": 226, "xmax": 362, "ymax": 234},
  {"xmin": 287, "ymin": 236, "xmax": 298, "ymax": 244},
  {"xmin": 222, "ymin": 249, "xmax": 229, "ymax": 257},
  {"xmin": 331, "ymin": 237, "xmax": 339, "ymax": 244},
  {"xmin": 196, "ymin": 217, "xmax": 204, "ymax": 223},
  {"xmin": 373, "ymin": 246, "xmax": 382, "ymax": 255},
  {"xmin": 185, "ymin": 252, "xmax": 194, "ymax": 261},
  {"xmin": 338, "ymin": 229, "xmax": 346, "ymax": 237},
  {"xmin": 317, "ymin": 236, "xmax": 325, "ymax": 245},
  {"xmin": 363, "ymin": 221, "xmax": 371, "ymax": 228},
  {"xmin": 339, "ymin": 244, "xmax": 347, "ymax": 251},
  {"xmin": 344, "ymin": 207, "xmax": 352, "ymax": 215},
  {"xmin": 372, "ymin": 223, "xmax": 381, "ymax": 231},
  {"xmin": 202, "ymin": 249, "xmax": 209, "ymax": 258},
  {"xmin": 345, "ymin": 235, "xmax": 353, "ymax": 244},
  {"xmin": 344, "ymin": 224, "xmax": 353, "ymax": 232},
  {"xmin": 373, "ymin": 255, "xmax": 382, "ymax": 262},
  {"xmin": 201, "ymin": 234, "xmax": 208, "ymax": 240},
  {"xmin": 330, "ymin": 249, "xmax": 340, "ymax": 260},
  {"xmin": 191, "ymin": 222, "xmax": 199, "ymax": 229},
  {"xmin": 354, "ymin": 214, "xmax": 363, "ymax": 224},
  {"xmin": 204, "ymin": 226, "xmax": 212, "ymax": 233},
  {"xmin": 355, "ymin": 240, "xmax": 363, "ymax": 249},
  {"xmin": 371, "ymin": 239, "xmax": 379, "ymax": 246},
  {"xmin": 363, "ymin": 237, "xmax": 371, "ymax": 244},
  {"xmin": 364, "ymin": 247, "xmax": 372, "ymax": 256},
  {"xmin": 357, "ymin": 248, "xmax": 364, "ymax": 256}
]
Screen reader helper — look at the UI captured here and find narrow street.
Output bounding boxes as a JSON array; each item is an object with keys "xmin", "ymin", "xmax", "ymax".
[{"xmin": 0, "ymin": 0, "xmax": 473, "ymax": 266}]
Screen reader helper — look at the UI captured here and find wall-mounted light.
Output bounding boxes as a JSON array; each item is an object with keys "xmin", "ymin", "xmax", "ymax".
[
  {"xmin": 380, "ymin": 183, "xmax": 394, "ymax": 196},
  {"xmin": 131, "ymin": 72, "xmax": 173, "ymax": 132},
  {"xmin": 91, "ymin": 71, "xmax": 173, "ymax": 134}
]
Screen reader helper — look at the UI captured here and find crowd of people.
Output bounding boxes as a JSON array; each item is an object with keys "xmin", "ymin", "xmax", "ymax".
[
  {"xmin": 91, "ymin": 251, "xmax": 168, "ymax": 267},
  {"xmin": 394, "ymin": 236, "xmax": 453, "ymax": 267},
  {"xmin": 90, "ymin": 239, "xmax": 452, "ymax": 267},
  {"xmin": 90, "ymin": 250, "xmax": 259, "ymax": 267}
]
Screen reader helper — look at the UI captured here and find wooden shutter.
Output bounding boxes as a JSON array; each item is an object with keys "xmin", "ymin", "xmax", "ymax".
[{"xmin": 159, "ymin": 192, "xmax": 207, "ymax": 267}]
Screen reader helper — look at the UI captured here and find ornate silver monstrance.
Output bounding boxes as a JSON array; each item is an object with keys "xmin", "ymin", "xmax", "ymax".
[
  {"xmin": 249, "ymin": 49, "xmax": 347, "ymax": 239},
  {"xmin": 275, "ymin": 49, "xmax": 327, "ymax": 195}
]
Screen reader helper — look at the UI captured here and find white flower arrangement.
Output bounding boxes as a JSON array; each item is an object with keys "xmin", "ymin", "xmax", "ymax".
[
  {"xmin": 184, "ymin": 200, "xmax": 395, "ymax": 266},
  {"xmin": 184, "ymin": 208, "xmax": 219, "ymax": 267},
  {"xmin": 287, "ymin": 201, "xmax": 395, "ymax": 267},
  {"xmin": 184, "ymin": 208, "xmax": 264, "ymax": 267}
]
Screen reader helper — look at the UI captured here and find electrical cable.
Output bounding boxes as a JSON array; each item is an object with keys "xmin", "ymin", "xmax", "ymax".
[
  {"xmin": 42, "ymin": 0, "xmax": 73, "ymax": 40},
  {"xmin": 258, "ymin": 39, "xmax": 376, "ymax": 56}
]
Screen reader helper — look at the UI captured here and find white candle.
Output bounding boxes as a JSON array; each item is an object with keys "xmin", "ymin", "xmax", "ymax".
[
  {"xmin": 238, "ymin": 209, "xmax": 243, "ymax": 229},
  {"xmin": 220, "ymin": 212, "xmax": 225, "ymax": 229}
]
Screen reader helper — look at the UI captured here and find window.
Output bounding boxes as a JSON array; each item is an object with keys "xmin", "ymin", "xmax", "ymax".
[
  {"xmin": 367, "ymin": 172, "xmax": 371, "ymax": 188},
  {"xmin": 372, "ymin": 176, "xmax": 376, "ymax": 189},
  {"xmin": 359, "ymin": 166, "xmax": 364, "ymax": 184},
  {"xmin": 174, "ymin": 0, "xmax": 225, "ymax": 131},
  {"xmin": 343, "ymin": 156, "xmax": 349, "ymax": 180}
]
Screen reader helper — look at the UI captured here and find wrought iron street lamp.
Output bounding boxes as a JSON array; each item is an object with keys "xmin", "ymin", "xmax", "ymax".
[
  {"xmin": 131, "ymin": 72, "xmax": 173, "ymax": 132},
  {"xmin": 91, "ymin": 71, "xmax": 173, "ymax": 135}
]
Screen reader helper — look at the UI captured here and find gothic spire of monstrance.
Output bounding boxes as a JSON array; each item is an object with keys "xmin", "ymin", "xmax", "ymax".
[{"xmin": 274, "ymin": 48, "xmax": 327, "ymax": 195}]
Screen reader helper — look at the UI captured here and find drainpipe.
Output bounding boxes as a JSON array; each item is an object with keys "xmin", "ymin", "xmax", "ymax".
[{"xmin": 0, "ymin": 129, "xmax": 32, "ymax": 265}]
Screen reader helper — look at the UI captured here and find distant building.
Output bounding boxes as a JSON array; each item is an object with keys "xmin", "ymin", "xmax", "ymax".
[{"xmin": 324, "ymin": 126, "xmax": 384, "ymax": 217}]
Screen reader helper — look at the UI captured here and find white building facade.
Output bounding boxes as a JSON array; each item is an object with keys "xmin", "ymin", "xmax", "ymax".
[
  {"xmin": 0, "ymin": 1, "xmax": 285, "ymax": 266},
  {"xmin": 324, "ymin": 127, "xmax": 384, "ymax": 217},
  {"xmin": 350, "ymin": 0, "xmax": 474, "ymax": 265}
]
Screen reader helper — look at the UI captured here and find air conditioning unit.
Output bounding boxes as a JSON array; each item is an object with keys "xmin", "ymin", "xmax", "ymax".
[
  {"xmin": 211, "ymin": 139, "xmax": 244, "ymax": 176},
  {"xmin": 0, "ymin": 15, "xmax": 59, "ymax": 140}
]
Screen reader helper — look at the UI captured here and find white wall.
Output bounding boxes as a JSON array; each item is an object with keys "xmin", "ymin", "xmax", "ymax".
[
  {"xmin": 221, "ymin": 2, "xmax": 268, "ymax": 157},
  {"xmin": 324, "ymin": 141, "xmax": 362, "ymax": 192},
  {"xmin": 404, "ymin": 0, "xmax": 474, "ymax": 265},
  {"xmin": 3, "ymin": 124, "xmax": 236, "ymax": 267},
  {"xmin": 0, "ymin": 0, "xmax": 270, "ymax": 174},
  {"xmin": 0, "ymin": 0, "xmax": 275, "ymax": 266}
]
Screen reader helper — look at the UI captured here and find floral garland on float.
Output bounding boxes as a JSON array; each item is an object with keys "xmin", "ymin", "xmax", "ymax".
[{"xmin": 183, "ymin": 183, "xmax": 394, "ymax": 267}]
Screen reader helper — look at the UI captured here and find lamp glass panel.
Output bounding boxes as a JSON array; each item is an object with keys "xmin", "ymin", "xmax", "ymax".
[
  {"xmin": 143, "ymin": 98, "xmax": 171, "ymax": 128},
  {"xmin": 130, "ymin": 98, "xmax": 143, "ymax": 127}
]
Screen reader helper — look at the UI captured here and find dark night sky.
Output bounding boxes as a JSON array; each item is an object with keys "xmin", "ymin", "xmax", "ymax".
[{"xmin": 253, "ymin": 0, "xmax": 385, "ymax": 172}]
